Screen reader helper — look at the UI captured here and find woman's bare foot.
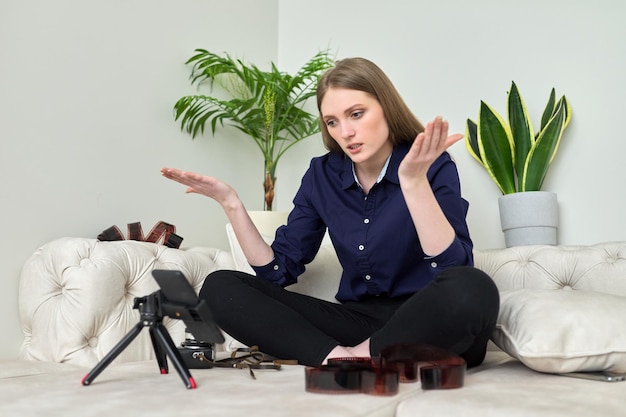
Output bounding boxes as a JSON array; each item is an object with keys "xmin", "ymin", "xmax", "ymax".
[
  {"xmin": 321, "ymin": 339, "xmax": 371, "ymax": 365},
  {"xmin": 321, "ymin": 346, "xmax": 354, "ymax": 364},
  {"xmin": 346, "ymin": 339, "xmax": 371, "ymax": 358}
]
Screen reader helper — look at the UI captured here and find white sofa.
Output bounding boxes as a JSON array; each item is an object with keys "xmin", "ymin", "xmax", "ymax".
[{"xmin": 3, "ymin": 232, "xmax": 626, "ymax": 417}]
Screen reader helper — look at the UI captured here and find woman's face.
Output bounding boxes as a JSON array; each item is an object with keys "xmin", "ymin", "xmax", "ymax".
[{"xmin": 320, "ymin": 87, "xmax": 392, "ymax": 167}]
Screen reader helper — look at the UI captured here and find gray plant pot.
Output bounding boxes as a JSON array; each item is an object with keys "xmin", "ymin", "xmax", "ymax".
[{"xmin": 498, "ymin": 191, "xmax": 559, "ymax": 247}]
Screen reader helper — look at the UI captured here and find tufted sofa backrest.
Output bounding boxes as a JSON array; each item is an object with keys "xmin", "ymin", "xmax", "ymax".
[
  {"xmin": 474, "ymin": 242, "xmax": 626, "ymax": 296},
  {"xmin": 19, "ymin": 237, "xmax": 235, "ymax": 366}
]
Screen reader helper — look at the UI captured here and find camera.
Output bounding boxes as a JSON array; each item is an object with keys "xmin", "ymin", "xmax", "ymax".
[{"xmin": 178, "ymin": 329, "xmax": 217, "ymax": 369}]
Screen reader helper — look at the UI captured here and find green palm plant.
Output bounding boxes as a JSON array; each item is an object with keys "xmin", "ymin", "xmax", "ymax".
[
  {"xmin": 465, "ymin": 81, "xmax": 572, "ymax": 195},
  {"xmin": 174, "ymin": 49, "xmax": 334, "ymax": 210}
]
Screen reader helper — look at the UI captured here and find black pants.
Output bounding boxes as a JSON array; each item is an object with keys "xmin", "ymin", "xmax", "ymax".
[{"xmin": 199, "ymin": 266, "xmax": 499, "ymax": 367}]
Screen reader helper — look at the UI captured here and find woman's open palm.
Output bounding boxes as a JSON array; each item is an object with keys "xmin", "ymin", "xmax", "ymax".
[
  {"xmin": 398, "ymin": 117, "xmax": 463, "ymax": 182},
  {"xmin": 161, "ymin": 168, "xmax": 237, "ymax": 206}
]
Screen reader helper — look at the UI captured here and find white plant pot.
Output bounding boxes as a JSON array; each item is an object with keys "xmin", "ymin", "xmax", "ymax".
[
  {"xmin": 247, "ymin": 210, "xmax": 289, "ymax": 237},
  {"xmin": 498, "ymin": 191, "xmax": 559, "ymax": 248}
]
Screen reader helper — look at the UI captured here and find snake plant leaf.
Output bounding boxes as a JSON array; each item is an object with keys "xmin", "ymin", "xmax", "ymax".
[
  {"xmin": 464, "ymin": 119, "xmax": 482, "ymax": 164},
  {"xmin": 467, "ymin": 83, "xmax": 571, "ymax": 195},
  {"xmin": 507, "ymin": 81, "xmax": 535, "ymax": 182},
  {"xmin": 539, "ymin": 88, "xmax": 557, "ymax": 133},
  {"xmin": 521, "ymin": 98, "xmax": 567, "ymax": 191},
  {"xmin": 540, "ymin": 90, "xmax": 572, "ymax": 133},
  {"xmin": 477, "ymin": 101, "xmax": 516, "ymax": 194},
  {"xmin": 561, "ymin": 95, "xmax": 572, "ymax": 130}
]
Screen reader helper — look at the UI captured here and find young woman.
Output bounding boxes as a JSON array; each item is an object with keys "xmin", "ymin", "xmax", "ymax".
[{"xmin": 161, "ymin": 57, "xmax": 499, "ymax": 367}]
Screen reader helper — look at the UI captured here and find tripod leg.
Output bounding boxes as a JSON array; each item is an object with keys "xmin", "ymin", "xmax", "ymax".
[
  {"xmin": 82, "ymin": 321, "xmax": 144, "ymax": 386},
  {"xmin": 150, "ymin": 327, "xmax": 168, "ymax": 374},
  {"xmin": 152, "ymin": 324, "xmax": 196, "ymax": 389}
]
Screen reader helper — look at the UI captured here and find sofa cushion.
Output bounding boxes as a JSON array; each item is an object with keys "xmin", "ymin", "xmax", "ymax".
[{"xmin": 492, "ymin": 288, "xmax": 626, "ymax": 373}]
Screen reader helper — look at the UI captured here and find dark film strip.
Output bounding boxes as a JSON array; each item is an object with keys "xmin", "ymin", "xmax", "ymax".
[{"xmin": 305, "ymin": 344, "xmax": 465, "ymax": 395}]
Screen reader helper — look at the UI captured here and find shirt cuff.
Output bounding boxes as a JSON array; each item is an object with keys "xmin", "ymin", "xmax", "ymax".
[
  {"xmin": 251, "ymin": 259, "xmax": 286, "ymax": 285},
  {"xmin": 422, "ymin": 237, "xmax": 472, "ymax": 271}
]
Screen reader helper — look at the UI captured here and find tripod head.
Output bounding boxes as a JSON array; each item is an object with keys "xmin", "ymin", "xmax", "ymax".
[{"xmin": 132, "ymin": 292, "xmax": 161, "ymax": 324}]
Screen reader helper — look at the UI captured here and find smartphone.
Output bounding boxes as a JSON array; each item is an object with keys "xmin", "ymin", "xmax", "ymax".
[
  {"xmin": 559, "ymin": 371, "xmax": 626, "ymax": 382},
  {"xmin": 152, "ymin": 269, "xmax": 225, "ymax": 344},
  {"xmin": 152, "ymin": 269, "xmax": 200, "ymax": 306}
]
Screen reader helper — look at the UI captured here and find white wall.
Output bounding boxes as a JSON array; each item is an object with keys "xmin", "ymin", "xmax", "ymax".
[
  {"xmin": 0, "ymin": 0, "xmax": 279, "ymax": 359},
  {"xmin": 277, "ymin": 0, "xmax": 626, "ymax": 249},
  {"xmin": 2, "ymin": 0, "xmax": 625, "ymax": 359}
]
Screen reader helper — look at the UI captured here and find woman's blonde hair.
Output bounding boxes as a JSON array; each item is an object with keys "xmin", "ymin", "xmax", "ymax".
[{"xmin": 316, "ymin": 57, "xmax": 424, "ymax": 153}]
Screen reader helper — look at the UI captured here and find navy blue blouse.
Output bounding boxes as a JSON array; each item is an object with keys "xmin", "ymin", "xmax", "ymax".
[{"xmin": 251, "ymin": 143, "xmax": 473, "ymax": 302}]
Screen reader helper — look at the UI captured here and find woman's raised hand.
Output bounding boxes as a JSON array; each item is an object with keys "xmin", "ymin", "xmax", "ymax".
[
  {"xmin": 398, "ymin": 117, "xmax": 463, "ymax": 182},
  {"xmin": 162, "ymin": 167, "xmax": 274, "ymax": 265},
  {"xmin": 161, "ymin": 168, "xmax": 239, "ymax": 208}
]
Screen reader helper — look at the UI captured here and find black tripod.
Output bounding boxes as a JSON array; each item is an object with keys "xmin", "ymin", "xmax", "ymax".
[{"xmin": 81, "ymin": 291, "xmax": 197, "ymax": 389}]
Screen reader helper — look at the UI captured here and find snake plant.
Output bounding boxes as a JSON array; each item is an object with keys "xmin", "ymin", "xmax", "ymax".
[
  {"xmin": 174, "ymin": 49, "xmax": 334, "ymax": 210},
  {"xmin": 465, "ymin": 82, "xmax": 571, "ymax": 195}
]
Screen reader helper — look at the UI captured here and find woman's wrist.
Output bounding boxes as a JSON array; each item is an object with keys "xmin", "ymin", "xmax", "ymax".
[
  {"xmin": 399, "ymin": 174, "xmax": 430, "ymax": 193},
  {"xmin": 221, "ymin": 194, "xmax": 245, "ymax": 214}
]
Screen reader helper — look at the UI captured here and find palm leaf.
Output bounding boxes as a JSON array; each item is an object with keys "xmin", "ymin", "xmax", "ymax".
[{"xmin": 173, "ymin": 49, "xmax": 334, "ymax": 209}]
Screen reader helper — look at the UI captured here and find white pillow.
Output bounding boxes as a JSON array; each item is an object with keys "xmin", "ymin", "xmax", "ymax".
[
  {"xmin": 225, "ymin": 223, "xmax": 341, "ymax": 303},
  {"xmin": 221, "ymin": 223, "xmax": 342, "ymax": 352},
  {"xmin": 492, "ymin": 289, "xmax": 626, "ymax": 373},
  {"xmin": 225, "ymin": 223, "xmax": 273, "ymax": 275}
]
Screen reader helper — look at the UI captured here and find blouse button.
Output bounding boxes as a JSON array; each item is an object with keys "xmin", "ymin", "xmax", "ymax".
[
  {"xmin": 273, "ymin": 264, "xmax": 279, "ymax": 271},
  {"xmin": 430, "ymin": 262, "xmax": 437, "ymax": 268},
  {"xmin": 358, "ymin": 245, "xmax": 365, "ymax": 251},
  {"xmin": 363, "ymin": 218, "xmax": 370, "ymax": 224},
  {"xmin": 365, "ymin": 274, "xmax": 372, "ymax": 281}
]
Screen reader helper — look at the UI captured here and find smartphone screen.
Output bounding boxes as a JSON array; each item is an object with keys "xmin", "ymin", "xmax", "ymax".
[
  {"xmin": 560, "ymin": 371, "xmax": 626, "ymax": 382},
  {"xmin": 152, "ymin": 270, "xmax": 199, "ymax": 305},
  {"xmin": 152, "ymin": 269, "xmax": 225, "ymax": 344}
]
